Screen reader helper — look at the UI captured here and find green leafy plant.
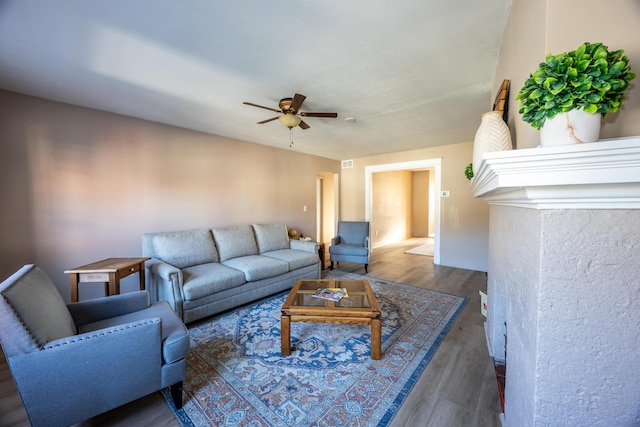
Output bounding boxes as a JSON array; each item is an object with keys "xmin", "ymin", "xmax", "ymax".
[
  {"xmin": 465, "ymin": 163, "xmax": 473, "ymax": 180},
  {"xmin": 516, "ymin": 42, "xmax": 636, "ymax": 130}
]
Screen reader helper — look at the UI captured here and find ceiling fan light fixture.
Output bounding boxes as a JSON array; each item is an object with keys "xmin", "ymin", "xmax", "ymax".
[{"xmin": 278, "ymin": 113, "xmax": 301, "ymax": 128}]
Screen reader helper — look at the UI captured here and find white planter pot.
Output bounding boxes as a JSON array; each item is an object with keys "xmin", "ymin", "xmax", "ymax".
[
  {"xmin": 540, "ymin": 110, "xmax": 601, "ymax": 147},
  {"xmin": 473, "ymin": 111, "xmax": 512, "ymax": 176}
]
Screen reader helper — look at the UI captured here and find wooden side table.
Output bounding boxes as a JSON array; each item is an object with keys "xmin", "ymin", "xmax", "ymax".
[{"xmin": 65, "ymin": 257, "xmax": 150, "ymax": 302}]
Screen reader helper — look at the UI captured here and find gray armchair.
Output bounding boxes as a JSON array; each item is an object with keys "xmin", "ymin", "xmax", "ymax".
[
  {"xmin": 0, "ymin": 264, "xmax": 189, "ymax": 427},
  {"xmin": 329, "ymin": 221, "xmax": 370, "ymax": 273}
]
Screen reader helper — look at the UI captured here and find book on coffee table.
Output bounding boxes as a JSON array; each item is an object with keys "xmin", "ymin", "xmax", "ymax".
[{"xmin": 312, "ymin": 287, "xmax": 349, "ymax": 302}]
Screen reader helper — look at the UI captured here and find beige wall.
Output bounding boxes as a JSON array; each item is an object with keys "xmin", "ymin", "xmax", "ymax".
[
  {"xmin": 371, "ymin": 169, "xmax": 431, "ymax": 242},
  {"xmin": 364, "ymin": 169, "xmax": 432, "ymax": 245},
  {"xmin": 495, "ymin": 0, "xmax": 640, "ymax": 149},
  {"xmin": 341, "ymin": 142, "xmax": 490, "ymax": 272},
  {"xmin": 0, "ymin": 90, "xmax": 340, "ymax": 300},
  {"xmin": 371, "ymin": 170, "xmax": 413, "ymax": 246},
  {"xmin": 411, "ymin": 170, "xmax": 430, "ymax": 237},
  {"xmin": 317, "ymin": 171, "xmax": 336, "ymax": 245}
]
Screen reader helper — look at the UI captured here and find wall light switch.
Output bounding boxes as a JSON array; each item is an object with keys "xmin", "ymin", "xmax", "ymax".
[
  {"xmin": 441, "ymin": 191, "xmax": 450, "ymax": 198},
  {"xmin": 303, "ymin": 205, "xmax": 307, "ymax": 212}
]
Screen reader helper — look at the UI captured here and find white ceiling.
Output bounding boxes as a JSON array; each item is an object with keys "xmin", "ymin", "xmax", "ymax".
[{"xmin": 0, "ymin": 0, "xmax": 511, "ymax": 161}]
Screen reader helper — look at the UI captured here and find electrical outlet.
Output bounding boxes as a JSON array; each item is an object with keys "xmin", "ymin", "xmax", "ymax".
[{"xmin": 303, "ymin": 205, "xmax": 307, "ymax": 212}]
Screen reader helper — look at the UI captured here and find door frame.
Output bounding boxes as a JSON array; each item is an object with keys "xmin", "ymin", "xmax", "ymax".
[{"xmin": 364, "ymin": 158, "xmax": 442, "ymax": 264}]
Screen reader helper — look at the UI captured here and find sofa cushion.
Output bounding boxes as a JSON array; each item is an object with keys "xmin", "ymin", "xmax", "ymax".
[
  {"xmin": 181, "ymin": 263, "xmax": 246, "ymax": 300},
  {"xmin": 262, "ymin": 249, "xmax": 320, "ymax": 271},
  {"xmin": 212, "ymin": 225, "xmax": 258, "ymax": 262},
  {"xmin": 252, "ymin": 223, "xmax": 290, "ymax": 254},
  {"xmin": 222, "ymin": 255, "xmax": 289, "ymax": 282},
  {"xmin": 1, "ymin": 265, "xmax": 77, "ymax": 347},
  {"xmin": 152, "ymin": 229, "xmax": 218, "ymax": 268}
]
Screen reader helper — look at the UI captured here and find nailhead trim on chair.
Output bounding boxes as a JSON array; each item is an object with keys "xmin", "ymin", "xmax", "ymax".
[
  {"xmin": 0, "ymin": 295, "xmax": 45, "ymax": 348},
  {"xmin": 42, "ymin": 319, "xmax": 161, "ymax": 349}
]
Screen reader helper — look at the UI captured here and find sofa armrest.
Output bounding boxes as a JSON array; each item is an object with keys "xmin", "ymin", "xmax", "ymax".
[
  {"xmin": 67, "ymin": 291, "xmax": 150, "ymax": 327},
  {"xmin": 146, "ymin": 258, "xmax": 182, "ymax": 281},
  {"xmin": 331, "ymin": 236, "xmax": 341, "ymax": 246},
  {"xmin": 145, "ymin": 258, "xmax": 185, "ymax": 320},
  {"xmin": 289, "ymin": 239, "xmax": 319, "ymax": 254}
]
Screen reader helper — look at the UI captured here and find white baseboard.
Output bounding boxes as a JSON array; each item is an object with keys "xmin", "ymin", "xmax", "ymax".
[{"xmin": 484, "ymin": 321, "xmax": 493, "ymax": 357}]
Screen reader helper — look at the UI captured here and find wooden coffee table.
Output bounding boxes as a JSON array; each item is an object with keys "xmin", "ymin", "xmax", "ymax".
[{"xmin": 281, "ymin": 278, "xmax": 382, "ymax": 359}]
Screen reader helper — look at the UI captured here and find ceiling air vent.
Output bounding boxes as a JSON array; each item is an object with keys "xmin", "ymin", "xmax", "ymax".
[{"xmin": 342, "ymin": 160, "xmax": 354, "ymax": 169}]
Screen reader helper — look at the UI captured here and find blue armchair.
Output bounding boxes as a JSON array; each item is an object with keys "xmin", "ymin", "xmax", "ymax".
[
  {"xmin": 329, "ymin": 221, "xmax": 370, "ymax": 273},
  {"xmin": 0, "ymin": 264, "xmax": 189, "ymax": 427}
]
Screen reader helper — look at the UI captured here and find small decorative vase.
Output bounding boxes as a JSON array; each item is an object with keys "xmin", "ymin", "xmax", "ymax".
[
  {"xmin": 473, "ymin": 111, "xmax": 512, "ymax": 176},
  {"xmin": 540, "ymin": 109, "xmax": 601, "ymax": 147}
]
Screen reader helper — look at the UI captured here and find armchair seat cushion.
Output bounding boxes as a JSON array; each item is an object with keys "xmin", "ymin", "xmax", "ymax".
[
  {"xmin": 182, "ymin": 263, "xmax": 246, "ymax": 301},
  {"xmin": 329, "ymin": 244, "xmax": 369, "ymax": 256},
  {"xmin": 78, "ymin": 301, "xmax": 189, "ymax": 364}
]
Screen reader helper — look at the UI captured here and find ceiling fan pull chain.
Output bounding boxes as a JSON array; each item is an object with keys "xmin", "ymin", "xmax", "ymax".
[{"xmin": 289, "ymin": 127, "xmax": 294, "ymax": 148}]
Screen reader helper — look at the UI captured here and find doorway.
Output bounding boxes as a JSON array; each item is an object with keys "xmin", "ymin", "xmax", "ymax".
[
  {"xmin": 364, "ymin": 159, "xmax": 441, "ymax": 264},
  {"xmin": 315, "ymin": 171, "xmax": 338, "ymax": 246}
]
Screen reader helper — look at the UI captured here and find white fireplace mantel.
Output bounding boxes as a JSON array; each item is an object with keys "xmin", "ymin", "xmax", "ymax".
[
  {"xmin": 474, "ymin": 135, "xmax": 640, "ymax": 426},
  {"xmin": 470, "ymin": 135, "xmax": 640, "ymax": 209}
]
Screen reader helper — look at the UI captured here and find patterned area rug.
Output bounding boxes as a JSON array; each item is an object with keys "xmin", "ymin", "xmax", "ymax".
[{"xmin": 163, "ymin": 271, "xmax": 466, "ymax": 426}]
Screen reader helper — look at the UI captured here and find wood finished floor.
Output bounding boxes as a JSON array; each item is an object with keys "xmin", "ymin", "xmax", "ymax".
[{"xmin": 0, "ymin": 238, "xmax": 501, "ymax": 427}]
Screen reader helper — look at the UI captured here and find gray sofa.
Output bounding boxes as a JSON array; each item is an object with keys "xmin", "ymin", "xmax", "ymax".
[{"xmin": 142, "ymin": 222, "xmax": 320, "ymax": 323}]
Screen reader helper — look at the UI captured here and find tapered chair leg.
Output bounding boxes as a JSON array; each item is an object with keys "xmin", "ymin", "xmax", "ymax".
[
  {"xmin": 364, "ymin": 264, "xmax": 368, "ymax": 274},
  {"xmin": 171, "ymin": 381, "xmax": 183, "ymax": 409}
]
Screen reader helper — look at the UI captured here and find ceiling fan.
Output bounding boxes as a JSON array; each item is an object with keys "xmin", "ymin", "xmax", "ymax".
[{"xmin": 243, "ymin": 93, "xmax": 338, "ymax": 130}]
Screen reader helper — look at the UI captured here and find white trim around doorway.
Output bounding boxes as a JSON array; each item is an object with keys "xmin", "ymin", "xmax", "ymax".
[{"xmin": 365, "ymin": 158, "xmax": 442, "ymax": 265}]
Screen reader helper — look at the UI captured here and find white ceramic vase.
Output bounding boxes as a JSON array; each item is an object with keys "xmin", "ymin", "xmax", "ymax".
[
  {"xmin": 473, "ymin": 111, "xmax": 512, "ymax": 176},
  {"xmin": 539, "ymin": 109, "xmax": 601, "ymax": 147}
]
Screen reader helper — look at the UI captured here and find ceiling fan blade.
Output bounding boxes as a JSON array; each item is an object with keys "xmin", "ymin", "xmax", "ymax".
[
  {"xmin": 299, "ymin": 120, "xmax": 310, "ymax": 130},
  {"xmin": 299, "ymin": 112, "xmax": 338, "ymax": 118},
  {"xmin": 243, "ymin": 102, "xmax": 281, "ymax": 113},
  {"xmin": 289, "ymin": 93, "xmax": 306, "ymax": 112},
  {"xmin": 257, "ymin": 116, "xmax": 280, "ymax": 124}
]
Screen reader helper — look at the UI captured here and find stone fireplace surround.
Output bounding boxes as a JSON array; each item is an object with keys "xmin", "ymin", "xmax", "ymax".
[{"xmin": 471, "ymin": 136, "xmax": 640, "ymax": 426}]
